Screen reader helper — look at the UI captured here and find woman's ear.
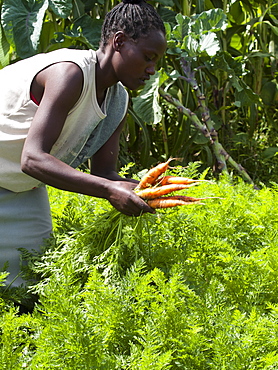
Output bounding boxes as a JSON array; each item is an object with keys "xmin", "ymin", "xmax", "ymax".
[{"xmin": 113, "ymin": 31, "xmax": 127, "ymax": 51}]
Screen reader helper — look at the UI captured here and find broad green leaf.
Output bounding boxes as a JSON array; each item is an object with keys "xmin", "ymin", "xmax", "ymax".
[
  {"xmin": 157, "ymin": 6, "xmax": 176, "ymax": 24},
  {"xmin": 229, "ymin": 0, "xmax": 245, "ymax": 24},
  {"xmin": 132, "ymin": 69, "xmax": 168, "ymax": 125},
  {"xmin": 193, "ymin": 130, "xmax": 210, "ymax": 144},
  {"xmin": 210, "ymin": 0, "xmax": 224, "ymax": 7},
  {"xmin": 208, "ymin": 52, "xmax": 260, "ymax": 107},
  {"xmin": 199, "ymin": 32, "xmax": 220, "ymax": 56},
  {"xmin": 128, "ymin": 108, "xmax": 152, "ymax": 165},
  {"xmin": 132, "ymin": 77, "xmax": 160, "ymax": 125},
  {"xmin": 49, "ymin": 0, "xmax": 72, "ymax": 18},
  {"xmin": 73, "ymin": 14, "xmax": 102, "ymax": 49},
  {"xmin": 52, "ymin": 29, "xmax": 94, "ymax": 49},
  {"xmin": 171, "ymin": 9, "xmax": 226, "ymax": 57},
  {"xmin": 181, "ymin": 32, "xmax": 220, "ymax": 57},
  {"xmin": 191, "ymin": 8, "xmax": 227, "ymax": 34},
  {"xmin": 39, "ymin": 20, "xmax": 73, "ymax": 52},
  {"xmin": 0, "ymin": 23, "xmax": 10, "ymax": 68},
  {"xmin": 1, "ymin": 0, "xmax": 48, "ymax": 59},
  {"xmin": 172, "ymin": 13, "xmax": 190, "ymax": 41},
  {"xmin": 213, "ymin": 52, "xmax": 245, "ymax": 76},
  {"xmin": 80, "ymin": 0, "xmax": 95, "ymax": 13},
  {"xmin": 209, "ymin": 52, "xmax": 245, "ymax": 91},
  {"xmin": 72, "ymin": 0, "xmax": 85, "ymax": 20},
  {"xmin": 226, "ymin": 24, "xmax": 246, "ymax": 44},
  {"xmin": 181, "ymin": 34, "xmax": 200, "ymax": 57},
  {"xmin": 262, "ymin": 147, "xmax": 278, "ymax": 159},
  {"xmin": 234, "ymin": 83, "xmax": 260, "ymax": 107},
  {"xmin": 261, "ymin": 80, "xmax": 278, "ymax": 105}
]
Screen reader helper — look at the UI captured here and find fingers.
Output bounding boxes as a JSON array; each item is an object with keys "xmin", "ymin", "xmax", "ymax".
[
  {"xmin": 108, "ymin": 182, "xmax": 155, "ymax": 217},
  {"xmin": 131, "ymin": 193, "xmax": 156, "ymax": 216},
  {"xmin": 121, "ymin": 200, "xmax": 155, "ymax": 217},
  {"xmin": 116, "ymin": 196, "xmax": 155, "ymax": 217}
]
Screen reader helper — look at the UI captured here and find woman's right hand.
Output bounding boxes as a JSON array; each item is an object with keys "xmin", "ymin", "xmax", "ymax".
[{"xmin": 106, "ymin": 180, "xmax": 155, "ymax": 216}]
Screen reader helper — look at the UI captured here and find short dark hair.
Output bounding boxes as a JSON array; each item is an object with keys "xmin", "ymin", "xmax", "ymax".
[{"xmin": 100, "ymin": 0, "xmax": 165, "ymax": 50}]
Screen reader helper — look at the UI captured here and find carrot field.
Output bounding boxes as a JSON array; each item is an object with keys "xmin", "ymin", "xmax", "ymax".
[{"xmin": 1, "ymin": 164, "xmax": 278, "ymax": 369}]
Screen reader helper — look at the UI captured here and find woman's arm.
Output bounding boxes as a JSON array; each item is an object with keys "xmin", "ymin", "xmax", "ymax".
[
  {"xmin": 21, "ymin": 62, "xmax": 154, "ymax": 216},
  {"xmin": 90, "ymin": 116, "xmax": 155, "ymax": 214}
]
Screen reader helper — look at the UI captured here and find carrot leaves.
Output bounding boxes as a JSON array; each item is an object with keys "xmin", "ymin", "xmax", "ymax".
[{"xmin": 1, "ymin": 167, "xmax": 278, "ymax": 368}]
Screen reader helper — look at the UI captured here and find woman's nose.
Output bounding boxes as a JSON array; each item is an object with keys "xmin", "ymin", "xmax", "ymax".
[{"xmin": 146, "ymin": 64, "xmax": 156, "ymax": 75}]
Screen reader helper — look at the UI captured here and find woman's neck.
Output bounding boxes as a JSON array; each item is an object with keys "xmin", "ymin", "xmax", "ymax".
[{"xmin": 95, "ymin": 48, "xmax": 118, "ymax": 104}]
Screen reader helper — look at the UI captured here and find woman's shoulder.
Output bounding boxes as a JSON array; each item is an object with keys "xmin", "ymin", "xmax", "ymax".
[
  {"xmin": 40, "ymin": 48, "xmax": 97, "ymax": 68},
  {"xmin": 1, "ymin": 48, "xmax": 97, "ymax": 73}
]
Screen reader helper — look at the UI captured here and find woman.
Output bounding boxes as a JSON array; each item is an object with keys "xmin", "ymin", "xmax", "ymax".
[{"xmin": 0, "ymin": 0, "xmax": 167, "ymax": 287}]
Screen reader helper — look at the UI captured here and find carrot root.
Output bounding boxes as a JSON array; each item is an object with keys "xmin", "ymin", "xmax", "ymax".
[
  {"xmin": 135, "ymin": 158, "xmax": 176, "ymax": 190},
  {"xmin": 134, "ymin": 161, "xmax": 220, "ymax": 209},
  {"xmin": 155, "ymin": 176, "xmax": 213, "ymax": 186},
  {"xmin": 136, "ymin": 183, "xmax": 199, "ymax": 200},
  {"xmin": 147, "ymin": 197, "xmax": 204, "ymax": 209}
]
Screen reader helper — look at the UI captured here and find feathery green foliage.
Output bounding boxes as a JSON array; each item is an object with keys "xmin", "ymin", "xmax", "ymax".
[{"xmin": 1, "ymin": 165, "xmax": 278, "ymax": 368}]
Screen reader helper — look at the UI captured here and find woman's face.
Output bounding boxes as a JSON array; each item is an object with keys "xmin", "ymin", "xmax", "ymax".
[{"xmin": 113, "ymin": 29, "xmax": 167, "ymax": 90}]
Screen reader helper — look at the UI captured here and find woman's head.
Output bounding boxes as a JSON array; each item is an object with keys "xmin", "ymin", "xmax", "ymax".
[{"xmin": 100, "ymin": 0, "xmax": 166, "ymax": 51}]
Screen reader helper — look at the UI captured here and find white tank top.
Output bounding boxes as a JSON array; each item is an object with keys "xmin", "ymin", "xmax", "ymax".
[{"xmin": 0, "ymin": 48, "xmax": 128, "ymax": 192}]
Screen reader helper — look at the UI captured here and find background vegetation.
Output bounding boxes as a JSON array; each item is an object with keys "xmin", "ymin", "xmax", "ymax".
[{"xmin": 1, "ymin": 0, "xmax": 278, "ymax": 184}]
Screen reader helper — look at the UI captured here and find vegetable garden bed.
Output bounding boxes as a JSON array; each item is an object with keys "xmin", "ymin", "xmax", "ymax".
[{"xmin": 1, "ymin": 166, "xmax": 278, "ymax": 369}]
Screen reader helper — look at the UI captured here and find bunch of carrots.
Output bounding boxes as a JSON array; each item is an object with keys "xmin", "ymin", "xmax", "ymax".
[{"xmin": 135, "ymin": 158, "xmax": 216, "ymax": 209}]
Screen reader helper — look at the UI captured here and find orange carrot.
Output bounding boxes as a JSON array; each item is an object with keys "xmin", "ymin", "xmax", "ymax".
[
  {"xmin": 156, "ymin": 175, "xmax": 211, "ymax": 186},
  {"xmin": 158, "ymin": 195, "xmax": 208, "ymax": 202},
  {"xmin": 147, "ymin": 196, "xmax": 203, "ymax": 209},
  {"xmin": 146, "ymin": 195, "xmax": 221, "ymax": 208},
  {"xmin": 136, "ymin": 183, "xmax": 199, "ymax": 200},
  {"xmin": 136, "ymin": 158, "xmax": 175, "ymax": 190}
]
